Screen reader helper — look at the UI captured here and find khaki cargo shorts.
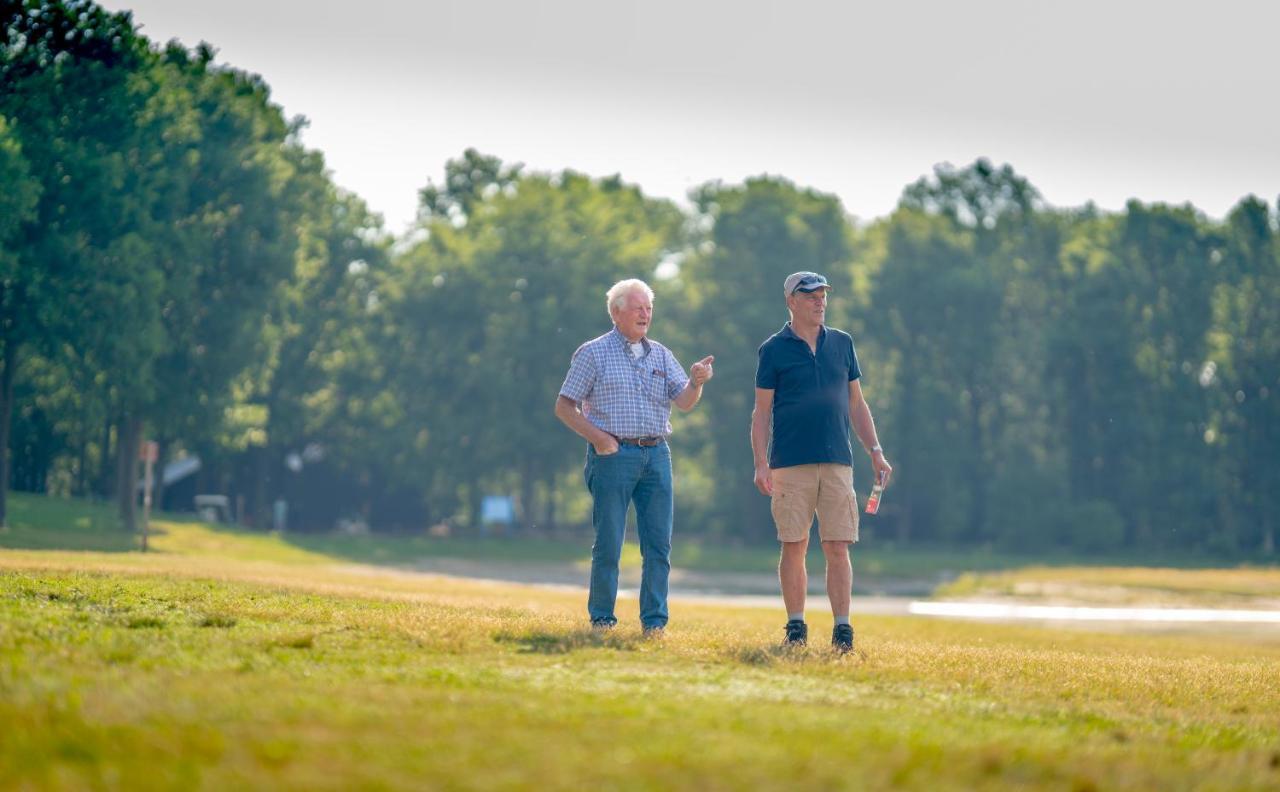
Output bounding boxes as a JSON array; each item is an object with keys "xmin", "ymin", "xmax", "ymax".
[{"xmin": 770, "ymin": 463, "xmax": 859, "ymax": 543}]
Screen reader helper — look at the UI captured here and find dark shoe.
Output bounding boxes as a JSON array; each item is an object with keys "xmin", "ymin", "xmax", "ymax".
[
  {"xmin": 642, "ymin": 625, "xmax": 665, "ymax": 639},
  {"xmin": 832, "ymin": 623, "xmax": 854, "ymax": 653},
  {"xmin": 782, "ymin": 619, "xmax": 808, "ymax": 647},
  {"xmin": 591, "ymin": 617, "xmax": 617, "ymax": 631}
]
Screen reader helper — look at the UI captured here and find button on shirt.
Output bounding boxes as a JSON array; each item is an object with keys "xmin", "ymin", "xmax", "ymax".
[
  {"xmin": 755, "ymin": 323, "xmax": 861, "ymax": 468},
  {"xmin": 560, "ymin": 327, "xmax": 691, "ymax": 438}
]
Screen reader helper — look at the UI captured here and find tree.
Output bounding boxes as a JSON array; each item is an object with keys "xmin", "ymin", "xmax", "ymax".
[
  {"xmin": 132, "ymin": 44, "xmax": 310, "ymax": 524},
  {"xmin": 887, "ymin": 160, "xmax": 1044, "ymax": 543},
  {"xmin": 678, "ymin": 177, "xmax": 854, "ymax": 540},
  {"xmin": 1, "ymin": 1, "xmax": 160, "ymax": 528},
  {"xmin": 248, "ymin": 180, "xmax": 392, "ymax": 530},
  {"xmin": 0, "ymin": 116, "xmax": 41, "ymax": 522},
  {"xmin": 872, "ymin": 208, "xmax": 976, "ymax": 543},
  {"xmin": 1211, "ymin": 196, "xmax": 1280, "ymax": 553}
]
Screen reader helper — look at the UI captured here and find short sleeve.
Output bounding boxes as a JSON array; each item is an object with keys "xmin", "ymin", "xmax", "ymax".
[
  {"xmin": 849, "ymin": 337, "xmax": 862, "ymax": 381},
  {"xmin": 664, "ymin": 347, "xmax": 690, "ymax": 400},
  {"xmin": 755, "ymin": 342, "xmax": 777, "ymax": 389},
  {"xmin": 559, "ymin": 344, "xmax": 597, "ymax": 401}
]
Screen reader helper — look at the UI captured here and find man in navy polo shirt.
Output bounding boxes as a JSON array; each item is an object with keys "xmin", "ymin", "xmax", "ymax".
[
  {"xmin": 555, "ymin": 278, "xmax": 715, "ymax": 635},
  {"xmin": 750, "ymin": 271, "xmax": 892, "ymax": 652}
]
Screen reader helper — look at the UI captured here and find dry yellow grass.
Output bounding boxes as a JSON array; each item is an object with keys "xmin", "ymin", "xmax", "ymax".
[{"xmin": 3, "ymin": 514, "xmax": 1280, "ymax": 789}]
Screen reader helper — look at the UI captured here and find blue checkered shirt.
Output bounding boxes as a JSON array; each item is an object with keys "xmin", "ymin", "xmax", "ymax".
[{"xmin": 559, "ymin": 327, "xmax": 691, "ymax": 438}]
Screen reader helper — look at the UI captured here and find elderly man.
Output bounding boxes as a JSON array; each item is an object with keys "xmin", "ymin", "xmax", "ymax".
[
  {"xmin": 751, "ymin": 271, "xmax": 892, "ymax": 652},
  {"xmin": 555, "ymin": 279, "xmax": 714, "ymax": 634}
]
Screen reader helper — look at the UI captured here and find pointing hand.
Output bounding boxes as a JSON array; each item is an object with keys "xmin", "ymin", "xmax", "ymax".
[{"xmin": 690, "ymin": 355, "xmax": 715, "ymax": 386}]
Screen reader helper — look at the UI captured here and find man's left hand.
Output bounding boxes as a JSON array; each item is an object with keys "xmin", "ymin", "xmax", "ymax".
[{"xmin": 690, "ymin": 355, "xmax": 715, "ymax": 386}]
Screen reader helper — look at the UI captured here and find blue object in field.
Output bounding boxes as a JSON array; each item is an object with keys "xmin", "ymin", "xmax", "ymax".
[{"xmin": 481, "ymin": 496, "xmax": 515, "ymax": 525}]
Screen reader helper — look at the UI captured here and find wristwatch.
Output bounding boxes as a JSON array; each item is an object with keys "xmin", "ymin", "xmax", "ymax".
[{"xmin": 869, "ymin": 445, "xmax": 883, "ymax": 455}]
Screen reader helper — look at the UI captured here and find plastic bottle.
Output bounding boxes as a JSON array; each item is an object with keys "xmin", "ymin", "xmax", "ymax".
[{"xmin": 864, "ymin": 473, "xmax": 886, "ymax": 515}]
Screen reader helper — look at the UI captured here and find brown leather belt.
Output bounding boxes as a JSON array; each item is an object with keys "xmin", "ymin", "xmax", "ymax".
[{"xmin": 614, "ymin": 435, "xmax": 664, "ymax": 447}]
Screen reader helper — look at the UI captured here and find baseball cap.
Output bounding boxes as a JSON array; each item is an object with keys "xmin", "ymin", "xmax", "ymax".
[{"xmin": 783, "ymin": 272, "xmax": 831, "ymax": 296}]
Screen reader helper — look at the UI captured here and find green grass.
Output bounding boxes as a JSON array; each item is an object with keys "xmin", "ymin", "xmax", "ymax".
[
  {"xmin": 0, "ymin": 493, "xmax": 135, "ymax": 552},
  {"xmin": 2, "ymin": 492, "xmax": 1280, "ymax": 788}
]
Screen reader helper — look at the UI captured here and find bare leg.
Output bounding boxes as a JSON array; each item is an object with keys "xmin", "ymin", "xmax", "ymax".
[
  {"xmin": 821, "ymin": 540, "xmax": 852, "ymax": 619},
  {"xmin": 779, "ymin": 539, "xmax": 809, "ymax": 617}
]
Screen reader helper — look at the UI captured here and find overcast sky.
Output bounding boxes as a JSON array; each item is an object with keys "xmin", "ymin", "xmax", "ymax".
[{"xmin": 102, "ymin": 0, "xmax": 1279, "ymax": 236}]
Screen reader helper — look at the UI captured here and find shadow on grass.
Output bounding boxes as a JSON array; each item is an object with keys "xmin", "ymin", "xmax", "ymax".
[
  {"xmin": 493, "ymin": 627, "xmax": 646, "ymax": 654},
  {"xmin": 726, "ymin": 643, "xmax": 869, "ymax": 667}
]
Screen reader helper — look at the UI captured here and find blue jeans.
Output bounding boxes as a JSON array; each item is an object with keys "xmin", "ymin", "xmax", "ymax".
[{"xmin": 583, "ymin": 441, "xmax": 673, "ymax": 628}]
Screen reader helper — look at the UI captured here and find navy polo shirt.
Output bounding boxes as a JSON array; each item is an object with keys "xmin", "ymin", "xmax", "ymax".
[{"xmin": 755, "ymin": 323, "xmax": 861, "ymax": 469}]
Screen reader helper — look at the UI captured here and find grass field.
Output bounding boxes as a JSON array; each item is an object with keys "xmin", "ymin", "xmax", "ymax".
[{"xmin": 3, "ymin": 493, "xmax": 1280, "ymax": 789}]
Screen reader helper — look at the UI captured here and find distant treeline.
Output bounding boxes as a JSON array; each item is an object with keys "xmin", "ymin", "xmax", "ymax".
[{"xmin": 2, "ymin": 1, "xmax": 1277, "ymax": 556}]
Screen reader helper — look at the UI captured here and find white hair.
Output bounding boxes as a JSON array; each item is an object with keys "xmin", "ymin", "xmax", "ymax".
[{"xmin": 605, "ymin": 279, "xmax": 654, "ymax": 316}]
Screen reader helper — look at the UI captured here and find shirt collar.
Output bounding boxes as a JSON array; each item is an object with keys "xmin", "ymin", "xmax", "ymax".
[
  {"xmin": 780, "ymin": 321, "xmax": 826, "ymax": 344},
  {"xmin": 610, "ymin": 326, "xmax": 650, "ymax": 354}
]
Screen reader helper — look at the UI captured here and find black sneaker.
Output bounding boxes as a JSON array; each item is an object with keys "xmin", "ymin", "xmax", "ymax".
[
  {"xmin": 782, "ymin": 619, "xmax": 808, "ymax": 647},
  {"xmin": 642, "ymin": 625, "xmax": 665, "ymax": 639},
  {"xmin": 832, "ymin": 623, "xmax": 854, "ymax": 653},
  {"xmin": 591, "ymin": 617, "xmax": 617, "ymax": 631}
]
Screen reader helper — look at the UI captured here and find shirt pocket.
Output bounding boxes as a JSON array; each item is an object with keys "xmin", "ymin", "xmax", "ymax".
[{"xmin": 646, "ymin": 366, "xmax": 671, "ymax": 404}]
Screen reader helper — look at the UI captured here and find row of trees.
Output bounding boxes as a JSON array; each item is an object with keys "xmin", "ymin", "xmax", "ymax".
[
  {"xmin": 4, "ymin": 1, "xmax": 1277, "ymax": 556},
  {"xmin": 1, "ymin": 1, "xmax": 386, "ymax": 532}
]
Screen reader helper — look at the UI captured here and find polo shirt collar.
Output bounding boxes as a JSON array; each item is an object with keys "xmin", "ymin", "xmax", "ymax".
[{"xmin": 780, "ymin": 322, "xmax": 826, "ymax": 345}]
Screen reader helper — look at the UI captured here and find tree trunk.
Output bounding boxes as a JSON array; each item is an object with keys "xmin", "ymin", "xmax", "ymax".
[
  {"xmin": 253, "ymin": 444, "xmax": 271, "ymax": 529},
  {"xmin": 76, "ymin": 414, "xmax": 89, "ymax": 497},
  {"xmin": 894, "ymin": 344, "xmax": 917, "ymax": 546},
  {"xmin": 966, "ymin": 381, "xmax": 988, "ymax": 542},
  {"xmin": 543, "ymin": 466, "xmax": 558, "ymax": 532},
  {"xmin": 116, "ymin": 416, "xmax": 142, "ymax": 533},
  {"xmin": 98, "ymin": 415, "xmax": 115, "ymax": 500},
  {"xmin": 150, "ymin": 438, "xmax": 166, "ymax": 515},
  {"xmin": 466, "ymin": 476, "xmax": 484, "ymax": 536},
  {"xmin": 0, "ymin": 339, "xmax": 15, "ymax": 528},
  {"xmin": 519, "ymin": 456, "xmax": 535, "ymax": 533}
]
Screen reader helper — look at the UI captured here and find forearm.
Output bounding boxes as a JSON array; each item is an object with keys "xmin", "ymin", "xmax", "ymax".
[
  {"xmin": 554, "ymin": 396, "xmax": 612, "ymax": 445},
  {"xmin": 750, "ymin": 408, "xmax": 771, "ymax": 468},
  {"xmin": 850, "ymin": 398, "xmax": 882, "ymax": 455},
  {"xmin": 674, "ymin": 382, "xmax": 703, "ymax": 411}
]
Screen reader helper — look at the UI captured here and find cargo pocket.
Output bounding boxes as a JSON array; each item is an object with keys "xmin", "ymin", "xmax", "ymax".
[
  {"xmin": 771, "ymin": 488, "xmax": 808, "ymax": 540},
  {"xmin": 769, "ymin": 489, "xmax": 789, "ymax": 523}
]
